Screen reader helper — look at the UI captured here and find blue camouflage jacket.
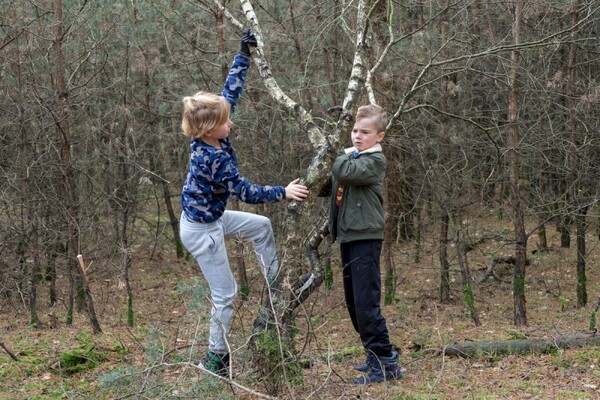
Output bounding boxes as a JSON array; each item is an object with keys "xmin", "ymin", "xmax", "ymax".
[{"xmin": 181, "ymin": 54, "xmax": 286, "ymax": 223}]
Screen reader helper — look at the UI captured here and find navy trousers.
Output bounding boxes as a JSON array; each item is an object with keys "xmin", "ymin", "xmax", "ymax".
[{"xmin": 341, "ymin": 239, "xmax": 393, "ymax": 357}]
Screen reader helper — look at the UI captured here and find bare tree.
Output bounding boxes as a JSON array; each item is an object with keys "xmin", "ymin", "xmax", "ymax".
[
  {"xmin": 564, "ymin": 0, "xmax": 588, "ymax": 308},
  {"xmin": 506, "ymin": 0, "xmax": 528, "ymax": 326},
  {"xmin": 52, "ymin": 0, "xmax": 84, "ymax": 325}
]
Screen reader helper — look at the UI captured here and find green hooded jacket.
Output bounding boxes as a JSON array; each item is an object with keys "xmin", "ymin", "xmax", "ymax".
[{"xmin": 327, "ymin": 144, "xmax": 386, "ymax": 244}]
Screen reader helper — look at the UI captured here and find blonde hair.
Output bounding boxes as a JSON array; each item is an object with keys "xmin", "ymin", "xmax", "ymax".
[
  {"xmin": 356, "ymin": 104, "xmax": 387, "ymax": 132},
  {"xmin": 181, "ymin": 91, "xmax": 230, "ymax": 139}
]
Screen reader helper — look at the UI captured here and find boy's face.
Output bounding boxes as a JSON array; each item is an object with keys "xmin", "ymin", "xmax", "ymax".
[
  {"xmin": 351, "ymin": 116, "xmax": 385, "ymax": 152},
  {"xmin": 206, "ymin": 118, "xmax": 233, "ymax": 143}
]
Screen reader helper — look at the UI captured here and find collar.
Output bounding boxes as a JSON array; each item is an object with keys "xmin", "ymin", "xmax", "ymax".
[{"xmin": 344, "ymin": 143, "xmax": 383, "ymax": 155}]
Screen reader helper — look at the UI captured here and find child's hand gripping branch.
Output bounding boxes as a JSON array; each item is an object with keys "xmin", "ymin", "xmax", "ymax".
[
  {"xmin": 285, "ymin": 178, "xmax": 309, "ymax": 201},
  {"xmin": 239, "ymin": 28, "xmax": 257, "ymax": 57}
]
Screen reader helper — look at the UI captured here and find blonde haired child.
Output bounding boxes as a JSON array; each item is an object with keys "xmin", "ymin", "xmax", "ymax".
[{"xmin": 179, "ymin": 30, "xmax": 308, "ymax": 376}]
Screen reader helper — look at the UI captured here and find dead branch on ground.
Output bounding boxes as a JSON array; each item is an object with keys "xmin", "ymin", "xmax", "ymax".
[{"xmin": 443, "ymin": 332, "xmax": 600, "ymax": 358}]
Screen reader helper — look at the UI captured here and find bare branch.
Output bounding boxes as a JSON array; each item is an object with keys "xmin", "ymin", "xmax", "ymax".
[{"xmin": 212, "ymin": 0, "xmax": 326, "ymax": 148}]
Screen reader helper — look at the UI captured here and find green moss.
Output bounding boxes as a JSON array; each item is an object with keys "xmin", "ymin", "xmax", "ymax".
[
  {"xmin": 329, "ymin": 346, "xmax": 363, "ymax": 362},
  {"xmin": 389, "ymin": 393, "xmax": 424, "ymax": 400},
  {"xmin": 58, "ymin": 333, "xmax": 108, "ymax": 375},
  {"xmin": 505, "ymin": 329, "xmax": 527, "ymax": 340},
  {"xmin": 558, "ymin": 295, "xmax": 570, "ymax": 311},
  {"xmin": 255, "ymin": 330, "xmax": 304, "ymax": 387},
  {"xmin": 59, "ymin": 347, "xmax": 101, "ymax": 375},
  {"xmin": 384, "ymin": 273, "xmax": 395, "ymax": 305},
  {"xmin": 394, "ymin": 298, "xmax": 409, "ymax": 319},
  {"xmin": 515, "ymin": 380, "xmax": 545, "ymax": 394},
  {"xmin": 574, "ymin": 348, "xmax": 600, "ymax": 366},
  {"xmin": 31, "ymin": 393, "xmax": 66, "ymax": 400},
  {"xmin": 239, "ymin": 282, "xmax": 250, "ymax": 299},
  {"xmin": 463, "ymin": 282, "xmax": 478, "ymax": 322},
  {"xmin": 557, "ymin": 391, "xmax": 587, "ymax": 399},
  {"xmin": 127, "ymin": 293, "xmax": 134, "ymax": 327},
  {"xmin": 473, "ymin": 347, "xmax": 485, "ymax": 358},
  {"xmin": 175, "ymin": 240, "xmax": 184, "ymax": 258},
  {"xmin": 324, "ymin": 258, "xmax": 333, "ymax": 289},
  {"xmin": 412, "ymin": 328, "xmax": 433, "ymax": 349},
  {"xmin": 513, "ymin": 273, "xmax": 526, "ymax": 297}
]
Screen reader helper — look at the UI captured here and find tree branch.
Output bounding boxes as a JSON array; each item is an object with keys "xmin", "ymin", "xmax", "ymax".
[
  {"xmin": 0, "ymin": 340, "xmax": 19, "ymax": 362},
  {"xmin": 212, "ymin": 0, "xmax": 326, "ymax": 149}
]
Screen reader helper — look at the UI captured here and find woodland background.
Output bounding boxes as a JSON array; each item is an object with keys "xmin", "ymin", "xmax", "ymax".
[{"xmin": 1, "ymin": 0, "xmax": 600, "ymax": 399}]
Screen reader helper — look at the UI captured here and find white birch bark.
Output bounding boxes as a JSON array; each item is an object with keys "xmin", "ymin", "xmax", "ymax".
[{"xmin": 213, "ymin": 0, "xmax": 373, "ymax": 313}]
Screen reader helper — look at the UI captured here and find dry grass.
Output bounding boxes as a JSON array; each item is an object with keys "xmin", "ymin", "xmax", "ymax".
[{"xmin": 1, "ymin": 217, "xmax": 600, "ymax": 399}]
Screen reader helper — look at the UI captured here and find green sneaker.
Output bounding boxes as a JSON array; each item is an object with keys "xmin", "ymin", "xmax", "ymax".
[{"xmin": 201, "ymin": 352, "xmax": 230, "ymax": 377}]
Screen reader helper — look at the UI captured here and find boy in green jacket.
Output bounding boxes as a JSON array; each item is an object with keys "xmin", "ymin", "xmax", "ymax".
[{"xmin": 326, "ymin": 104, "xmax": 401, "ymax": 384}]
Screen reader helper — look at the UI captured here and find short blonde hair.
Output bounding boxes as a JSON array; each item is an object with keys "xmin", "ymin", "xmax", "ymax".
[
  {"xmin": 356, "ymin": 104, "xmax": 387, "ymax": 132},
  {"xmin": 181, "ymin": 91, "xmax": 230, "ymax": 139}
]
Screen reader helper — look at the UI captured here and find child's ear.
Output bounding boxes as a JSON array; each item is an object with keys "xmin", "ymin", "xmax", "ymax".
[{"xmin": 376, "ymin": 131, "xmax": 385, "ymax": 142}]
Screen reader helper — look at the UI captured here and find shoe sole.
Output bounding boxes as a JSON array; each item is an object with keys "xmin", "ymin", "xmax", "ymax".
[{"xmin": 353, "ymin": 371, "xmax": 402, "ymax": 385}]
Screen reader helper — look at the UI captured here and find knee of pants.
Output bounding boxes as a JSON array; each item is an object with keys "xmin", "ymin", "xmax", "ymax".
[
  {"xmin": 212, "ymin": 292, "xmax": 237, "ymax": 311},
  {"xmin": 211, "ymin": 283, "xmax": 238, "ymax": 307},
  {"xmin": 256, "ymin": 216, "xmax": 273, "ymax": 237}
]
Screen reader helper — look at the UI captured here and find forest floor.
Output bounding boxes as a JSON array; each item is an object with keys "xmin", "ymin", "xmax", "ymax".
[{"xmin": 2, "ymin": 215, "xmax": 600, "ymax": 399}]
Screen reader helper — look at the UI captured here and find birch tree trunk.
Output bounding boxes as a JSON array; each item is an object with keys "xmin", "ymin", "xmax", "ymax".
[{"xmin": 213, "ymin": 0, "xmax": 372, "ymax": 392}]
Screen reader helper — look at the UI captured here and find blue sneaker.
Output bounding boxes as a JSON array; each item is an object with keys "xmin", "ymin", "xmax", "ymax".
[
  {"xmin": 353, "ymin": 350, "xmax": 402, "ymax": 385},
  {"xmin": 354, "ymin": 351, "xmax": 376, "ymax": 372}
]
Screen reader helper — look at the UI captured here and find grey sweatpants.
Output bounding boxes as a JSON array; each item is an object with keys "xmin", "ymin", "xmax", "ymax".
[{"xmin": 179, "ymin": 210, "xmax": 279, "ymax": 354}]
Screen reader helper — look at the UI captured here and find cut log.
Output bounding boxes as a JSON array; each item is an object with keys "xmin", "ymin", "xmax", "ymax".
[{"xmin": 443, "ymin": 332, "xmax": 600, "ymax": 357}]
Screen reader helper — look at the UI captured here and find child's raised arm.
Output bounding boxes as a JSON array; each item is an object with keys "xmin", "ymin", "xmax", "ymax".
[{"xmin": 221, "ymin": 29, "xmax": 257, "ymax": 113}]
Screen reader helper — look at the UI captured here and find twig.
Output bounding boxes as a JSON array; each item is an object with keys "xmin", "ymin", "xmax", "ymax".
[
  {"xmin": 125, "ymin": 327, "xmax": 146, "ymax": 351},
  {"xmin": 162, "ymin": 362, "xmax": 278, "ymax": 400},
  {"xmin": 0, "ymin": 340, "xmax": 19, "ymax": 361}
]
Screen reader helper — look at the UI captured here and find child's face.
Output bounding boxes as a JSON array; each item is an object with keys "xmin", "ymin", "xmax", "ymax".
[
  {"xmin": 351, "ymin": 116, "xmax": 385, "ymax": 152},
  {"xmin": 206, "ymin": 118, "xmax": 233, "ymax": 143}
]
